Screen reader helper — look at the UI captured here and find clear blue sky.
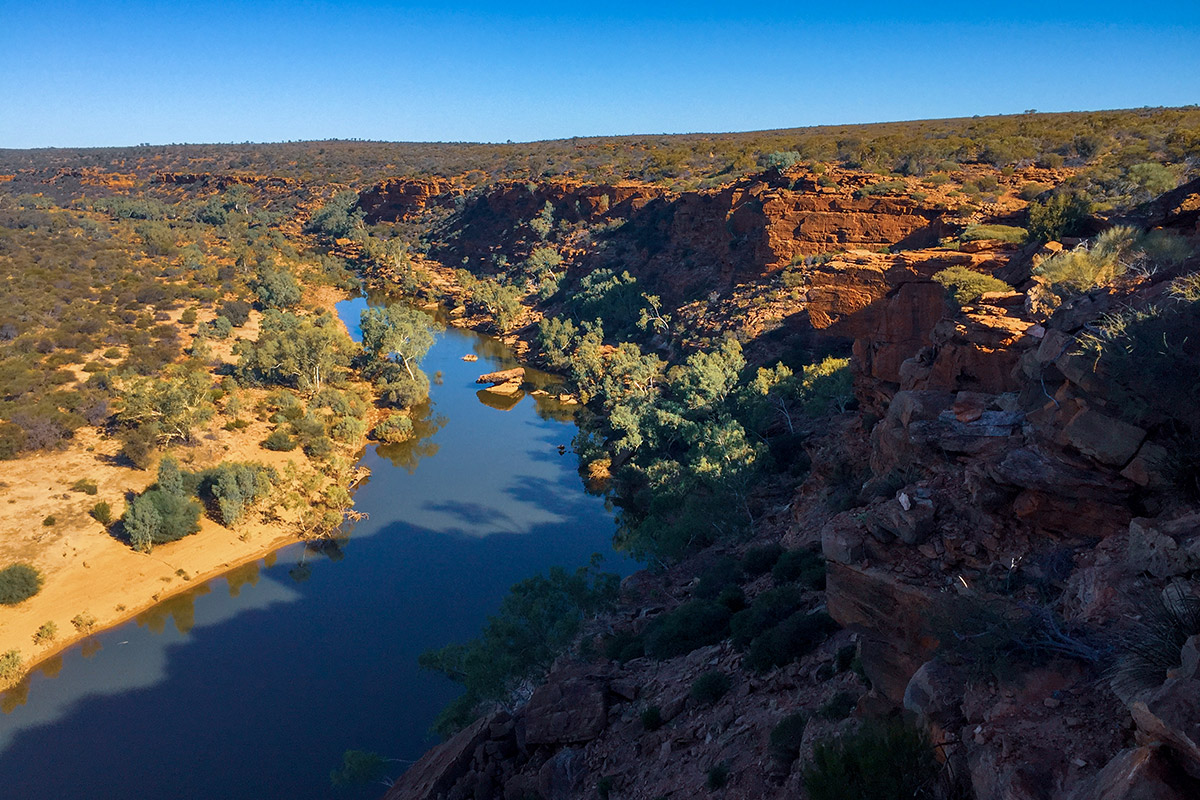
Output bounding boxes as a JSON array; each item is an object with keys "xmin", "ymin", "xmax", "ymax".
[{"xmin": 1, "ymin": 1, "xmax": 1197, "ymax": 148}]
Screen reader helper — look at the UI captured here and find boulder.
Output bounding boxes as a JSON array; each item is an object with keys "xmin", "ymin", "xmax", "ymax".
[
  {"xmin": 537, "ymin": 747, "xmax": 586, "ymax": 800},
  {"xmin": 865, "ymin": 490, "xmax": 935, "ymax": 545},
  {"xmin": 1063, "ymin": 745, "xmax": 1200, "ymax": 800},
  {"xmin": 523, "ymin": 679, "xmax": 608, "ymax": 745},
  {"xmin": 1063, "ymin": 409, "xmax": 1146, "ymax": 467},
  {"xmin": 1130, "ymin": 678, "xmax": 1200, "ymax": 779},
  {"xmin": 384, "ymin": 711, "xmax": 497, "ymax": 800},
  {"xmin": 825, "ymin": 562, "xmax": 939, "ymax": 703},
  {"xmin": 1128, "ymin": 516, "xmax": 1200, "ymax": 579},
  {"xmin": 476, "ymin": 367, "xmax": 525, "ymax": 385}
]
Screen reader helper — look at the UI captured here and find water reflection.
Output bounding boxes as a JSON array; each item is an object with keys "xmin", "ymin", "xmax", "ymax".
[{"xmin": 0, "ymin": 293, "xmax": 629, "ymax": 800}]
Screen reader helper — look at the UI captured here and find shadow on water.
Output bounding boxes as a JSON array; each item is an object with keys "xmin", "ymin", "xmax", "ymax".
[{"xmin": 0, "ymin": 294, "xmax": 630, "ymax": 800}]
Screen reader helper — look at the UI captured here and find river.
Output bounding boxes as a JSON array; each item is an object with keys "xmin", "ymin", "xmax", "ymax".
[{"xmin": 0, "ymin": 296, "xmax": 628, "ymax": 799}]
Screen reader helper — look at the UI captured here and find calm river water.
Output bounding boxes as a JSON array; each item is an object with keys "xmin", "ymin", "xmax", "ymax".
[{"xmin": 0, "ymin": 297, "xmax": 627, "ymax": 799}]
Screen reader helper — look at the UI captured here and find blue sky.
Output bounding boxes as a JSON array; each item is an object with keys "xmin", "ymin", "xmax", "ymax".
[{"xmin": 1, "ymin": 1, "xmax": 1197, "ymax": 147}]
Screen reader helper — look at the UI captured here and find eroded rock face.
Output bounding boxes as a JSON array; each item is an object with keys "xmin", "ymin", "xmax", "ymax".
[
  {"xmin": 1131, "ymin": 678, "xmax": 1200, "ymax": 780},
  {"xmin": 384, "ymin": 712, "xmax": 499, "ymax": 800},
  {"xmin": 1065, "ymin": 745, "xmax": 1200, "ymax": 800},
  {"xmin": 523, "ymin": 678, "xmax": 608, "ymax": 746},
  {"xmin": 823, "ymin": 561, "xmax": 939, "ymax": 703}
]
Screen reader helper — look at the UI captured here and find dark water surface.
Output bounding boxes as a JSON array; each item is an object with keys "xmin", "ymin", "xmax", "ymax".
[{"xmin": 0, "ymin": 297, "xmax": 627, "ymax": 800}]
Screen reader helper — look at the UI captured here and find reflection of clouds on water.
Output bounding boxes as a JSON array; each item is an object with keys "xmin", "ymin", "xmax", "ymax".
[{"xmin": 0, "ymin": 568, "xmax": 301, "ymax": 753}]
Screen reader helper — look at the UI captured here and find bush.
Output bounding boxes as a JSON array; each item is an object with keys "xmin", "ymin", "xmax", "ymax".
[
  {"xmin": 643, "ymin": 600, "xmax": 732, "ymax": 659},
  {"xmin": 122, "ymin": 458, "xmax": 203, "ymax": 551},
  {"xmin": 605, "ymin": 629, "xmax": 645, "ymax": 664},
  {"xmin": 746, "ymin": 611, "xmax": 838, "ymax": 672},
  {"xmin": 705, "ymin": 762, "xmax": 730, "ymax": 790},
  {"xmin": 741, "ymin": 543, "xmax": 784, "ymax": 577},
  {"xmin": 730, "ymin": 585, "xmax": 805, "ymax": 648},
  {"xmin": 770, "ymin": 712, "xmax": 809, "ymax": 766},
  {"xmin": 1027, "ymin": 191, "xmax": 1090, "ymax": 242},
  {"xmin": 772, "ymin": 548, "xmax": 826, "ymax": 589},
  {"xmin": 1018, "ymin": 182, "xmax": 1053, "ymax": 201},
  {"xmin": 90, "ymin": 501, "xmax": 112, "ymax": 525},
  {"xmin": 640, "ymin": 705, "xmax": 664, "ymax": 731},
  {"xmin": 218, "ymin": 300, "xmax": 252, "ymax": 327},
  {"xmin": 0, "ymin": 650, "xmax": 22, "ymax": 681},
  {"xmin": 71, "ymin": 612, "xmax": 97, "ymax": 633},
  {"xmin": 33, "ymin": 621, "xmax": 57, "ymax": 644},
  {"xmin": 803, "ymin": 720, "xmax": 939, "ymax": 800},
  {"xmin": 932, "ymin": 266, "xmax": 1012, "ymax": 306},
  {"xmin": 42, "ymin": 515, "xmax": 56, "ymax": 527},
  {"xmin": 263, "ymin": 429, "xmax": 297, "ymax": 451},
  {"xmin": 371, "ymin": 413, "xmax": 413, "ymax": 444},
  {"xmin": 690, "ymin": 670, "xmax": 732, "ymax": 704},
  {"xmin": 960, "ymin": 224, "xmax": 1028, "ymax": 244},
  {"xmin": 693, "ymin": 556, "xmax": 740, "ymax": 600},
  {"xmin": 0, "ymin": 564, "xmax": 43, "ymax": 605},
  {"xmin": 855, "ymin": 181, "xmax": 907, "ymax": 198},
  {"xmin": 71, "ymin": 478, "xmax": 99, "ymax": 495}
]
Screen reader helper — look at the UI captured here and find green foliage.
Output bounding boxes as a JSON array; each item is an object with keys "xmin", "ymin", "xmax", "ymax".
[
  {"xmin": 329, "ymin": 750, "xmax": 387, "ymax": 787},
  {"xmin": 855, "ymin": 180, "xmax": 906, "ymax": 198},
  {"xmin": 537, "ymin": 316, "xmax": 579, "ymax": 371},
  {"xmin": 0, "ymin": 563, "xmax": 43, "ymax": 605},
  {"xmin": 360, "ymin": 304, "xmax": 440, "ymax": 408},
  {"xmin": 235, "ymin": 311, "xmax": 353, "ymax": 394},
  {"xmin": 90, "ymin": 501, "xmax": 113, "ymax": 525},
  {"xmin": 469, "ymin": 277, "xmax": 524, "ymax": 332},
  {"xmin": 263, "ymin": 429, "xmax": 297, "ymax": 451},
  {"xmin": 932, "ymin": 266, "xmax": 1012, "ymax": 306},
  {"xmin": 0, "ymin": 650, "xmax": 22, "ymax": 681},
  {"xmin": 254, "ymin": 268, "xmax": 302, "ymax": 309},
  {"xmin": 419, "ymin": 562, "xmax": 619, "ymax": 737},
  {"xmin": 41, "ymin": 515, "xmax": 56, "ymax": 527},
  {"xmin": 122, "ymin": 457, "xmax": 203, "ymax": 552},
  {"xmin": 306, "ymin": 191, "xmax": 364, "ymax": 240},
  {"xmin": 705, "ymin": 762, "xmax": 730, "ymax": 790},
  {"xmin": 741, "ymin": 543, "xmax": 784, "ymax": 577},
  {"xmin": 960, "ymin": 224, "xmax": 1028, "ymax": 244},
  {"xmin": 772, "ymin": 548, "xmax": 826, "ymax": 589},
  {"xmin": 604, "ymin": 629, "xmax": 645, "ymax": 664},
  {"xmin": 640, "ymin": 705, "xmax": 664, "ymax": 731},
  {"xmin": 71, "ymin": 478, "xmax": 98, "ymax": 495},
  {"xmin": 643, "ymin": 600, "xmax": 731, "ymax": 659},
  {"xmin": 769, "ymin": 713, "xmax": 809, "ymax": 766},
  {"xmin": 193, "ymin": 462, "xmax": 277, "ymax": 527},
  {"xmin": 372, "ymin": 412, "xmax": 414, "ymax": 443},
  {"xmin": 804, "ymin": 720, "xmax": 939, "ymax": 800},
  {"xmin": 33, "ymin": 621, "xmax": 57, "ymax": 644},
  {"xmin": 568, "ymin": 269, "xmax": 645, "ymax": 339},
  {"xmin": 746, "ymin": 611, "xmax": 838, "ymax": 672},
  {"xmin": 219, "ymin": 300, "xmax": 253, "ymax": 327},
  {"xmin": 761, "ymin": 151, "xmax": 803, "ymax": 170},
  {"xmin": 730, "ymin": 585, "xmax": 805, "ymax": 648},
  {"xmin": 71, "ymin": 612, "xmax": 97, "ymax": 633},
  {"xmin": 117, "ymin": 367, "xmax": 215, "ymax": 446},
  {"xmin": 1027, "ymin": 191, "xmax": 1091, "ymax": 242},
  {"xmin": 1109, "ymin": 589, "xmax": 1200, "ymax": 698},
  {"xmin": 690, "ymin": 670, "xmax": 732, "ymax": 704},
  {"xmin": 1018, "ymin": 182, "xmax": 1053, "ymax": 201}
]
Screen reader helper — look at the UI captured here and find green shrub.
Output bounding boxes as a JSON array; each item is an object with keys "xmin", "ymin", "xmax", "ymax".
[
  {"xmin": 71, "ymin": 478, "xmax": 99, "ymax": 495},
  {"xmin": 372, "ymin": 413, "xmax": 413, "ymax": 444},
  {"xmin": 960, "ymin": 224, "xmax": 1028, "ymax": 244},
  {"xmin": 328, "ymin": 749, "xmax": 387, "ymax": 788},
  {"xmin": 694, "ymin": 556, "xmax": 741, "ymax": 600},
  {"xmin": 690, "ymin": 670, "xmax": 732, "ymax": 704},
  {"xmin": 597, "ymin": 775, "xmax": 616, "ymax": 800},
  {"xmin": 0, "ymin": 649, "xmax": 22, "ymax": 681},
  {"xmin": 855, "ymin": 180, "xmax": 906, "ymax": 198},
  {"xmin": 741, "ymin": 543, "xmax": 784, "ymax": 577},
  {"xmin": 803, "ymin": 720, "xmax": 939, "ymax": 800},
  {"xmin": 33, "ymin": 621, "xmax": 57, "ymax": 644},
  {"xmin": 746, "ymin": 611, "xmax": 838, "ymax": 672},
  {"xmin": 42, "ymin": 515, "xmax": 56, "ymax": 527},
  {"xmin": 122, "ymin": 458, "xmax": 203, "ymax": 551},
  {"xmin": 932, "ymin": 266, "xmax": 1012, "ymax": 305},
  {"xmin": 71, "ymin": 612, "xmax": 97, "ymax": 633},
  {"xmin": 0, "ymin": 564, "xmax": 43, "ymax": 605},
  {"xmin": 605, "ymin": 629, "xmax": 645, "ymax": 664},
  {"xmin": 90, "ymin": 501, "xmax": 112, "ymax": 525},
  {"xmin": 1027, "ymin": 191, "xmax": 1090, "ymax": 242},
  {"xmin": 643, "ymin": 600, "xmax": 732, "ymax": 659},
  {"xmin": 770, "ymin": 712, "xmax": 809, "ymax": 766},
  {"xmin": 706, "ymin": 762, "xmax": 730, "ymax": 790},
  {"xmin": 262, "ymin": 429, "xmax": 297, "ymax": 451},
  {"xmin": 1018, "ymin": 182, "xmax": 1053, "ymax": 201},
  {"xmin": 772, "ymin": 548, "xmax": 826, "ymax": 589},
  {"xmin": 640, "ymin": 705, "xmax": 664, "ymax": 731},
  {"xmin": 730, "ymin": 585, "xmax": 806, "ymax": 648}
]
